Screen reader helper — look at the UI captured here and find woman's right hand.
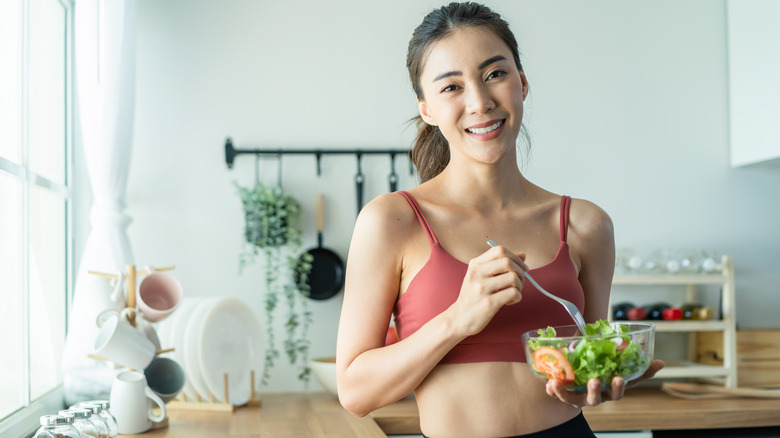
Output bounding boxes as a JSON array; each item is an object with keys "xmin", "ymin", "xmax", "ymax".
[{"xmin": 448, "ymin": 244, "xmax": 529, "ymax": 337}]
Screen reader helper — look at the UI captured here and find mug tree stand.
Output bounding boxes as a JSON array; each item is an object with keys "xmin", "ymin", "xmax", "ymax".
[{"xmin": 87, "ymin": 264, "xmax": 261, "ymax": 413}]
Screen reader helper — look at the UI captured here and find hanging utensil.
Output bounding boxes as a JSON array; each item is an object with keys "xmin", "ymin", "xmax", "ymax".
[
  {"xmin": 355, "ymin": 153, "xmax": 364, "ymax": 217},
  {"xmin": 276, "ymin": 153, "xmax": 283, "ymax": 190},
  {"xmin": 296, "ymin": 194, "xmax": 345, "ymax": 300},
  {"xmin": 388, "ymin": 152, "xmax": 399, "ymax": 192}
]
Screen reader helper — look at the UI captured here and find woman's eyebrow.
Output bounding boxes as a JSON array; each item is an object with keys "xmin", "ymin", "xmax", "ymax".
[
  {"xmin": 478, "ymin": 55, "xmax": 507, "ymax": 70},
  {"xmin": 432, "ymin": 55, "xmax": 508, "ymax": 82}
]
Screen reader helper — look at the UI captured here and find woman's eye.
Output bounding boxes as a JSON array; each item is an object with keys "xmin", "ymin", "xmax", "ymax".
[
  {"xmin": 441, "ymin": 84, "xmax": 460, "ymax": 93},
  {"xmin": 486, "ymin": 70, "xmax": 506, "ymax": 81}
]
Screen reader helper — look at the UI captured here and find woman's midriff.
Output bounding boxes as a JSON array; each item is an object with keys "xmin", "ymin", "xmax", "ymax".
[{"xmin": 414, "ymin": 361, "xmax": 581, "ymax": 438}]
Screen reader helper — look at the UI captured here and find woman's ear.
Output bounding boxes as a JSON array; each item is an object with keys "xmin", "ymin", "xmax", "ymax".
[
  {"xmin": 417, "ymin": 98, "xmax": 438, "ymax": 126},
  {"xmin": 520, "ymin": 69, "xmax": 529, "ymax": 101}
]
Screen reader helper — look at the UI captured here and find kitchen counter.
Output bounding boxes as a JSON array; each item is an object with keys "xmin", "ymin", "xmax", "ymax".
[
  {"xmin": 125, "ymin": 389, "xmax": 780, "ymax": 437},
  {"xmin": 126, "ymin": 393, "xmax": 384, "ymax": 438}
]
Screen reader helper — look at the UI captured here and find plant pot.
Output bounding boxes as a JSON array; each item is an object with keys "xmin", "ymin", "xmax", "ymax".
[{"xmin": 243, "ymin": 208, "xmax": 291, "ymax": 248}]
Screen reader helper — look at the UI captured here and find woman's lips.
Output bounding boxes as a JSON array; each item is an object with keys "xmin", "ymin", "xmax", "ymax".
[{"xmin": 465, "ymin": 119, "xmax": 505, "ymax": 140}]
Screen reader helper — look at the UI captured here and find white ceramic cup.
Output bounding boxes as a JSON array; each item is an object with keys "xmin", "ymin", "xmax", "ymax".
[
  {"xmin": 144, "ymin": 356, "xmax": 186, "ymax": 403},
  {"xmin": 93, "ymin": 313, "xmax": 156, "ymax": 371},
  {"xmin": 137, "ymin": 269, "xmax": 183, "ymax": 322},
  {"xmin": 97, "ymin": 308, "xmax": 163, "ymax": 350},
  {"xmin": 109, "ymin": 371, "xmax": 167, "ymax": 434}
]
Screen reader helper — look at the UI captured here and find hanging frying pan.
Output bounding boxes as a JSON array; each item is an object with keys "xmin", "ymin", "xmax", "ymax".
[{"xmin": 296, "ymin": 194, "xmax": 345, "ymax": 300}]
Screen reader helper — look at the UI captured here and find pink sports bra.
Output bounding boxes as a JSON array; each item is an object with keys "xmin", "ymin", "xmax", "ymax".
[{"xmin": 393, "ymin": 191, "xmax": 585, "ymax": 364}]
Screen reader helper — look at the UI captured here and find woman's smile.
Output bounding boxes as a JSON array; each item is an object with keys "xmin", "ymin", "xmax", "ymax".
[{"xmin": 465, "ymin": 119, "xmax": 505, "ymax": 140}]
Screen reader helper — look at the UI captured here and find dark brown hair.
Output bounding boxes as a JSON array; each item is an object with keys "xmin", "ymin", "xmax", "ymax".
[{"xmin": 407, "ymin": 2, "xmax": 527, "ymax": 182}]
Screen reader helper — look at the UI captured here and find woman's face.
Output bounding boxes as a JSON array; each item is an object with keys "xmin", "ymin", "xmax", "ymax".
[{"xmin": 417, "ymin": 26, "xmax": 528, "ymax": 165}]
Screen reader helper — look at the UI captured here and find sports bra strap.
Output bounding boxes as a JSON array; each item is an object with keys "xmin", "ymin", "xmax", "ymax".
[
  {"xmin": 397, "ymin": 191, "xmax": 438, "ymax": 246},
  {"xmin": 559, "ymin": 195, "xmax": 571, "ymax": 243}
]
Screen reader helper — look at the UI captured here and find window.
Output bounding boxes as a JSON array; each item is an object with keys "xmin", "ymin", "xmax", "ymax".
[{"xmin": 0, "ymin": 0, "xmax": 73, "ymax": 435}]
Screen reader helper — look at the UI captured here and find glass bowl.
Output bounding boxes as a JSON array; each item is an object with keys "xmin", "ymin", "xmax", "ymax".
[{"xmin": 521, "ymin": 321, "xmax": 654, "ymax": 391}]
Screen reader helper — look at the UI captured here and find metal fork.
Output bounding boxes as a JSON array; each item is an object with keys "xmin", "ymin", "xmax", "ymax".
[{"xmin": 487, "ymin": 240, "xmax": 588, "ymax": 335}]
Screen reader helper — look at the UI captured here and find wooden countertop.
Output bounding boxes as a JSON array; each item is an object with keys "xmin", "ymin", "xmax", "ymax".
[
  {"xmin": 372, "ymin": 387, "xmax": 780, "ymax": 434},
  {"xmin": 126, "ymin": 389, "xmax": 780, "ymax": 437},
  {"xmin": 126, "ymin": 393, "xmax": 384, "ymax": 438}
]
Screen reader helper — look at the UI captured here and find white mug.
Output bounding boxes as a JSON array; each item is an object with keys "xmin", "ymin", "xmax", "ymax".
[
  {"xmin": 137, "ymin": 269, "xmax": 183, "ymax": 322},
  {"xmin": 97, "ymin": 308, "xmax": 162, "ymax": 350},
  {"xmin": 94, "ymin": 313, "xmax": 156, "ymax": 371},
  {"xmin": 110, "ymin": 371, "xmax": 167, "ymax": 434}
]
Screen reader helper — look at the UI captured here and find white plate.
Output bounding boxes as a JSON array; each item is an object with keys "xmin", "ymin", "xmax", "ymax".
[
  {"xmin": 171, "ymin": 298, "xmax": 204, "ymax": 400},
  {"xmin": 198, "ymin": 297, "xmax": 263, "ymax": 405},
  {"xmin": 155, "ymin": 314, "xmax": 173, "ymax": 351},
  {"xmin": 184, "ymin": 298, "xmax": 218, "ymax": 400}
]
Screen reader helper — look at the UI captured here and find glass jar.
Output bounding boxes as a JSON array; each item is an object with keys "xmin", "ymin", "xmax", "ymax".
[
  {"xmin": 33, "ymin": 414, "xmax": 81, "ymax": 438},
  {"xmin": 79, "ymin": 400, "xmax": 119, "ymax": 438},
  {"xmin": 78, "ymin": 402, "xmax": 113, "ymax": 438},
  {"xmin": 59, "ymin": 408, "xmax": 100, "ymax": 438}
]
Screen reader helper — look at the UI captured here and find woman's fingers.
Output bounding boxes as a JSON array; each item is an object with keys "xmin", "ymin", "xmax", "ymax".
[
  {"xmin": 484, "ymin": 245, "xmax": 529, "ymax": 271},
  {"xmin": 546, "ymin": 376, "xmax": 627, "ymax": 408},
  {"xmin": 480, "ymin": 247, "xmax": 527, "ymax": 306},
  {"xmin": 452, "ymin": 245, "xmax": 529, "ymax": 336}
]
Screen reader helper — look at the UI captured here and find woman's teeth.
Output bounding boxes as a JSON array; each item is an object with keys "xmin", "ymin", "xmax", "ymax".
[{"xmin": 467, "ymin": 120, "xmax": 503, "ymax": 134}]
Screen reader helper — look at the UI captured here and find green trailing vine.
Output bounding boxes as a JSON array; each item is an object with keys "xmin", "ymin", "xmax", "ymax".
[{"xmin": 235, "ymin": 181, "xmax": 312, "ymax": 386}]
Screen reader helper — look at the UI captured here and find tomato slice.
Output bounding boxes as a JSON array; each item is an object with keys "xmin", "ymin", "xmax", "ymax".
[{"xmin": 533, "ymin": 346, "xmax": 575, "ymax": 384}]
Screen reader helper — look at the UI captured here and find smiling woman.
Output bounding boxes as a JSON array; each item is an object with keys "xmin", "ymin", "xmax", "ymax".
[{"xmin": 336, "ymin": 3, "xmax": 662, "ymax": 437}]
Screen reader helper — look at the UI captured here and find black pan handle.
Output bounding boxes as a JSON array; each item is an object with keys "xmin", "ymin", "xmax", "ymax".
[{"xmin": 316, "ymin": 194, "xmax": 325, "ymax": 247}]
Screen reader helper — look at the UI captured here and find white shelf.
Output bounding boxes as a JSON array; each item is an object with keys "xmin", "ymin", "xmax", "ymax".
[
  {"xmin": 611, "ymin": 255, "xmax": 737, "ymax": 388},
  {"xmin": 612, "ymin": 273, "xmax": 725, "ymax": 286},
  {"xmin": 651, "ymin": 320, "xmax": 728, "ymax": 332},
  {"xmin": 654, "ymin": 361, "xmax": 732, "ymax": 379}
]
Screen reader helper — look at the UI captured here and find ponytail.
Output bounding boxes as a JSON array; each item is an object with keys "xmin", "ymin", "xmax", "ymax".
[{"xmin": 410, "ymin": 115, "xmax": 449, "ymax": 183}]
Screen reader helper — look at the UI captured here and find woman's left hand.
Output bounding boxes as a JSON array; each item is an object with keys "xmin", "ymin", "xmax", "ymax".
[{"xmin": 545, "ymin": 359, "xmax": 665, "ymax": 408}]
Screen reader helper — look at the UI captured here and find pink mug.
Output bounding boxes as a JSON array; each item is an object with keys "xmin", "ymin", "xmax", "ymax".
[{"xmin": 137, "ymin": 268, "xmax": 183, "ymax": 322}]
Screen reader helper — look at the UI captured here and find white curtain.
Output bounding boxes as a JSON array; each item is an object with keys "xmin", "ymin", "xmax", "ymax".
[{"xmin": 62, "ymin": 0, "xmax": 137, "ymax": 404}]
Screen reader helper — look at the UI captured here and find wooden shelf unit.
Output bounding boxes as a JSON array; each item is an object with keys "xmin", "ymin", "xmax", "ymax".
[{"xmin": 610, "ymin": 255, "xmax": 737, "ymax": 387}]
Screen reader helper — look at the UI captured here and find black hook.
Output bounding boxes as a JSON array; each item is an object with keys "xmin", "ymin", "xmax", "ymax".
[
  {"xmin": 225, "ymin": 137, "xmax": 236, "ymax": 169},
  {"xmin": 315, "ymin": 151, "xmax": 322, "ymax": 176}
]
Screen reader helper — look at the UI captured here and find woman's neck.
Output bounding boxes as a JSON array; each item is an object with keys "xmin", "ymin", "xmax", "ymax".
[{"xmin": 427, "ymin": 160, "xmax": 535, "ymax": 210}]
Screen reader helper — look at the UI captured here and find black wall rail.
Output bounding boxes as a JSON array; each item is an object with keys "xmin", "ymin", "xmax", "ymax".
[{"xmin": 224, "ymin": 137, "xmax": 414, "ymax": 177}]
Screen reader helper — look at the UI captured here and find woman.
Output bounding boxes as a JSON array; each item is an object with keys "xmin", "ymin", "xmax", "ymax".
[{"xmin": 336, "ymin": 3, "xmax": 663, "ymax": 437}]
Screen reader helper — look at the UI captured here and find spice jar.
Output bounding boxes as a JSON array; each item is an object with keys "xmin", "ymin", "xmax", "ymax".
[
  {"xmin": 33, "ymin": 414, "xmax": 81, "ymax": 438},
  {"xmin": 59, "ymin": 408, "xmax": 100, "ymax": 438},
  {"xmin": 78, "ymin": 401, "xmax": 114, "ymax": 438}
]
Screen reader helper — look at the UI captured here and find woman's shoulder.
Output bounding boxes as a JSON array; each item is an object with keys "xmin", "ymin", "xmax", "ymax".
[
  {"xmin": 353, "ymin": 191, "xmax": 421, "ymax": 239},
  {"xmin": 566, "ymin": 196, "xmax": 614, "ymax": 246}
]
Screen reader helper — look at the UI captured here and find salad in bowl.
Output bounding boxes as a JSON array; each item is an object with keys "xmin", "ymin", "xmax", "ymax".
[{"xmin": 521, "ymin": 320, "xmax": 654, "ymax": 391}]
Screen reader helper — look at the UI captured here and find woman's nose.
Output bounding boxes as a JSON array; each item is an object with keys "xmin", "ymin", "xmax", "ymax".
[{"xmin": 465, "ymin": 84, "xmax": 496, "ymax": 114}]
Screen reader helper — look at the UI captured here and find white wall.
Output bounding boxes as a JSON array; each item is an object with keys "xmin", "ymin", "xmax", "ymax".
[{"xmin": 73, "ymin": 0, "xmax": 780, "ymax": 392}]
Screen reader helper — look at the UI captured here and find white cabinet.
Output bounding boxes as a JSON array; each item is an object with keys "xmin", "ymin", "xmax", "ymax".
[
  {"xmin": 728, "ymin": 1, "xmax": 780, "ymax": 167},
  {"xmin": 610, "ymin": 255, "xmax": 737, "ymax": 387}
]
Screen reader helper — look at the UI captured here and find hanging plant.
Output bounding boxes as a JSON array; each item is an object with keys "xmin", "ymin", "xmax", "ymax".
[{"xmin": 235, "ymin": 181, "xmax": 313, "ymax": 386}]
